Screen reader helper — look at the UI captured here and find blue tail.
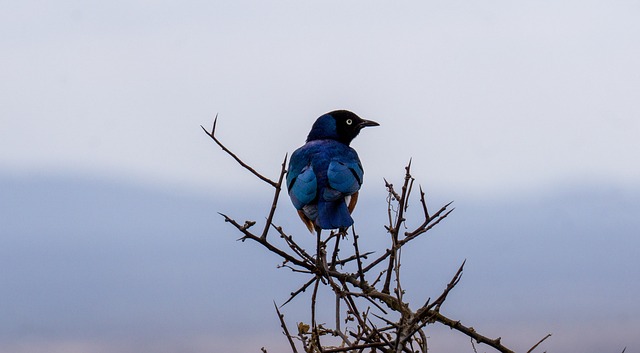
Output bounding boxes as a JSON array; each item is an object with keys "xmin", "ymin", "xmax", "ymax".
[{"xmin": 316, "ymin": 200, "xmax": 353, "ymax": 230}]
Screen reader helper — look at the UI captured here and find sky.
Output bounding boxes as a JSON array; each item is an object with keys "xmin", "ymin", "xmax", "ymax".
[
  {"xmin": 2, "ymin": 0, "xmax": 639, "ymax": 197},
  {"xmin": 1, "ymin": 1, "xmax": 639, "ymax": 352}
]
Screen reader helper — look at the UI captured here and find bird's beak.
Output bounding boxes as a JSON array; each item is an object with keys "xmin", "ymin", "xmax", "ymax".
[{"xmin": 358, "ymin": 119, "xmax": 380, "ymax": 128}]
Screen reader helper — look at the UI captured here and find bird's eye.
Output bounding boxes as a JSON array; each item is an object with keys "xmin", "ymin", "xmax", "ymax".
[{"xmin": 346, "ymin": 119, "xmax": 353, "ymax": 125}]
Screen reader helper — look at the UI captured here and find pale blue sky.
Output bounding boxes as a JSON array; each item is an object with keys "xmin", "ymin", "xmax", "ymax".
[{"xmin": 1, "ymin": 1, "xmax": 639, "ymax": 352}]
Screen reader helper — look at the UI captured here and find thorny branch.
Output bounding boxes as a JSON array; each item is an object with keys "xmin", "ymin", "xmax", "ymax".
[
  {"xmin": 203, "ymin": 118, "xmax": 550, "ymax": 353},
  {"xmin": 201, "ymin": 116, "xmax": 279, "ymax": 187}
]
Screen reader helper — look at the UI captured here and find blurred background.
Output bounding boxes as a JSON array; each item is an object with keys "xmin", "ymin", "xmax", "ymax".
[{"xmin": 1, "ymin": 1, "xmax": 639, "ymax": 352}]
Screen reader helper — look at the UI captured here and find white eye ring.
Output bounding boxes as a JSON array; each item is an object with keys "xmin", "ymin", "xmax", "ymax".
[{"xmin": 346, "ymin": 119, "xmax": 353, "ymax": 125}]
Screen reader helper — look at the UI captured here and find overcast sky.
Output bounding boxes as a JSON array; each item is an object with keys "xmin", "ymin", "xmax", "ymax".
[
  {"xmin": 2, "ymin": 0, "xmax": 639, "ymax": 197},
  {"xmin": 1, "ymin": 1, "xmax": 639, "ymax": 352}
]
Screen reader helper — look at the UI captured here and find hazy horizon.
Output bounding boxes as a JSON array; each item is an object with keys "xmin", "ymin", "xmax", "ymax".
[{"xmin": 2, "ymin": 173, "xmax": 638, "ymax": 352}]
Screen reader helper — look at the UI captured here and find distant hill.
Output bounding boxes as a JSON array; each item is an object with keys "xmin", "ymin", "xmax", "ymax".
[{"xmin": 1, "ymin": 174, "xmax": 638, "ymax": 353}]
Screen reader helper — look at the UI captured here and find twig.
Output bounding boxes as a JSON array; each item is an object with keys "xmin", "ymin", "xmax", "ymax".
[
  {"xmin": 404, "ymin": 201, "xmax": 454, "ymax": 238},
  {"xmin": 384, "ymin": 178, "xmax": 402, "ymax": 201},
  {"xmin": 393, "ymin": 247, "xmax": 404, "ymax": 303},
  {"xmin": 335, "ymin": 293, "xmax": 341, "ymax": 333},
  {"xmin": 219, "ymin": 213, "xmax": 312, "ymax": 271},
  {"xmin": 271, "ymin": 223, "xmax": 316, "ymax": 264},
  {"xmin": 282, "ymin": 278, "xmax": 317, "ymax": 307},
  {"xmin": 383, "ymin": 161, "xmax": 412, "ymax": 294},
  {"xmin": 406, "ymin": 185, "xmax": 430, "ymax": 235},
  {"xmin": 311, "ymin": 278, "xmax": 321, "ymax": 351},
  {"xmin": 526, "ymin": 333, "xmax": 552, "ymax": 353},
  {"xmin": 323, "ymin": 342, "xmax": 388, "ymax": 352},
  {"xmin": 332, "ymin": 251, "xmax": 374, "ymax": 267},
  {"xmin": 351, "ymin": 227, "xmax": 366, "ymax": 285},
  {"xmin": 364, "ymin": 202, "xmax": 455, "ymax": 275},
  {"xmin": 417, "ymin": 329, "xmax": 428, "ymax": 353},
  {"xmin": 430, "ymin": 311, "xmax": 515, "ymax": 353},
  {"xmin": 428, "ymin": 259, "xmax": 465, "ymax": 312},
  {"xmin": 201, "ymin": 116, "xmax": 278, "ymax": 187},
  {"xmin": 274, "ymin": 301, "xmax": 299, "ymax": 353},
  {"xmin": 401, "ymin": 261, "xmax": 466, "ymax": 347},
  {"xmin": 330, "ymin": 231, "xmax": 342, "ymax": 270},
  {"xmin": 261, "ymin": 154, "xmax": 287, "ymax": 240}
]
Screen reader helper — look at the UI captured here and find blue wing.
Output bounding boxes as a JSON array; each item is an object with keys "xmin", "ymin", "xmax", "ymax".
[
  {"xmin": 287, "ymin": 151, "xmax": 317, "ymax": 210},
  {"xmin": 327, "ymin": 159, "xmax": 363, "ymax": 196}
]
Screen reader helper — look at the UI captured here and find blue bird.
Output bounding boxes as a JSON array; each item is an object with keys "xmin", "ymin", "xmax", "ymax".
[{"xmin": 286, "ymin": 110, "xmax": 379, "ymax": 232}]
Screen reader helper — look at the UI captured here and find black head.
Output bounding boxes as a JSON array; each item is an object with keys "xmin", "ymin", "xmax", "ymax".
[{"xmin": 306, "ymin": 110, "xmax": 380, "ymax": 145}]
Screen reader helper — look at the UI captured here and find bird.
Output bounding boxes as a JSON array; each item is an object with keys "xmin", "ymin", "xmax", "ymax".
[{"xmin": 286, "ymin": 110, "xmax": 379, "ymax": 232}]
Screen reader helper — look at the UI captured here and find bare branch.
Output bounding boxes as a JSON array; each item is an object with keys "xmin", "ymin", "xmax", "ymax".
[
  {"xmin": 261, "ymin": 154, "xmax": 288, "ymax": 240},
  {"xmin": 201, "ymin": 116, "xmax": 278, "ymax": 187},
  {"xmin": 331, "ymin": 251, "xmax": 374, "ymax": 268},
  {"xmin": 429, "ymin": 259, "xmax": 465, "ymax": 312},
  {"xmin": 219, "ymin": 213, "xmax": 312, "ymax": 271},
  {"xmin": 329, "ymin": 231, "xmax": 342, "ymax": 271},
  {"xmin": 350, "ymin": 227, "xmax": 366, "ymax": 285},
  {"xmin": 322, "ymin": 342, "xmax": 387, "ymax": 352},
  {"xmin": 271, "ymin": 224, "xmax": 315, "ymax": 264},
  {"xmin": 382, "ymin": 161, "xmax": 413, "ymax": 294},
  {"xmin": 430, "ymin": 311, "xmax": 516, "ymax": 353},
  {"xmin": 281, "ymin": 278, "xmax": 316, "ymax": 307},
  {"xmin": 404, "ymin": 201, "xmax": 454, "ymax": 238},
  {"xmin": 311, "ymin": 278, "xmax": 321, "ymax": 351},
  {"xmin": 274, "ymin": 301, "xmax": 299, "ymax": 353},
  {"xmin": 527, "ymin": 333, "xmax": 552, "ymax": 353},
  {"xmin": 384, "ymin": 178, "xmax": 401, "ymax": 201}
]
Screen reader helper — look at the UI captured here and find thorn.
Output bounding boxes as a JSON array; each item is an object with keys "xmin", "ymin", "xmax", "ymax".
[{"xmin": 212, "ymin": 113, "xmax": 218, "ymax": 133}]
